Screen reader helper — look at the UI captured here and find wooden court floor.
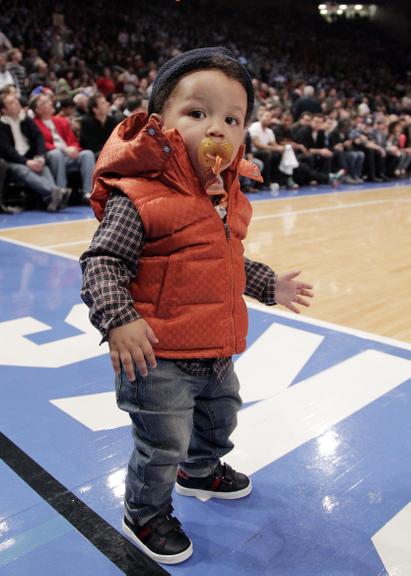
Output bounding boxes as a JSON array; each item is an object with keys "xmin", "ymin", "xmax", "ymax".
[{"xmin": 1, "ymin": 185, "xmax": 410, "ymax": 343}]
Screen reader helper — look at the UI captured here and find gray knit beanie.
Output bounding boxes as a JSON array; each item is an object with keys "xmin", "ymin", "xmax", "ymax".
[{"xmin": 148, "ymin": 47, "xmax": 254, "ymax": 123}]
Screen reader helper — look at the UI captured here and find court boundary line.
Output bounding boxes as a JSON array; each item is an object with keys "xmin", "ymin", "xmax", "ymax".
[
  {"xmin": 0, "ymin": 216, "xmax": 95, "ymax": 233},
  {"xmin": 252, "ymin": 197, "xmax": 411, "ymax": 221},
  {"xmin": 0, "ymin": 432, "xmax": 169, "ymax": 576},
  {"xmin": 0, "ymin": 235, "xmax": 79, "ymax": 261},
  {"xmin": 247, "ymin": 302, "xmax": 411, "ymax": 352},
  {"xmin": 250, "ymin": 182, "xmax": 411, "ymax": 205}
]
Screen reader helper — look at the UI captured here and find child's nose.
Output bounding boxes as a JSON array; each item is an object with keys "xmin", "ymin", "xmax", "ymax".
[{"xmin": 206, "ymin": 119, "xmax": 225, "ymax": 138}]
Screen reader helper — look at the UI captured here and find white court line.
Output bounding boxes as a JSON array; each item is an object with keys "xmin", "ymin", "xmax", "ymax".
[
  {"xmin": 0, "ymin": 215, "xmax": 94, "ymax": 233},
  {"xmin": 372, "ymin": 502, "xmax": 411, "ymax": 576},
  {"xmin": 247, "ymin": 301, "xmax": 411, "ymax": 352},
  {"xmin": 0, "ymin": 235, "xmax": 79, "ymax": 261},
  {"xmin": 230, "ymin": 349, "xmax": 411, "ymax": 477},
  {"xmin": 250, "ymin": 183, "xmax": 411, "ymax": 205},
  {"xmin": 46, "ymin": 239, "xmax": 92, "ymax": 249},
  {"xmin": 252, "ymin": 198, "xmax": 411, "ymax": 221}
]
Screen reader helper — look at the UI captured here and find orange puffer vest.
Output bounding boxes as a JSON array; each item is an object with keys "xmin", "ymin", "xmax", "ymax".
[{"xmin": 91, "ymin": 113, "xmax": 253, "ymax": 358}]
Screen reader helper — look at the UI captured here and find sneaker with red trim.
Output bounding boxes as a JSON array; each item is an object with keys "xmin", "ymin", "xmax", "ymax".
[
  {"xmin": 175, "ymin": 462, "xmax": 252, "ymax": 500},
  {"xmin": 122, "ymin": 505, "xmax": 192, "ymax": 565}
]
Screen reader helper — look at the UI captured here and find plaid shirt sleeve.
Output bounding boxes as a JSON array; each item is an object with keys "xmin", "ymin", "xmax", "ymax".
[
  {"xmin": 244, "ymin": 257, "xmax": 277, "ymax": 305},
  {"xmin": 79, "ymin": 191, "xmax": 232, "ymax": 380},
  {"xmin": 80, "ymin": 192, "xmax": 145, "ymax": 340}
]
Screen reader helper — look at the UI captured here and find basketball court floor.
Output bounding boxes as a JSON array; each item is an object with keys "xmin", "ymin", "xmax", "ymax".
[{"xmin": 0, "ymin": 181, "xmax": 410, "ymax": 575}]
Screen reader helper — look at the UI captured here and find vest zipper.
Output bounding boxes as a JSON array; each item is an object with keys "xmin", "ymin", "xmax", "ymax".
[
  {"xmin": 224, "ymin": 217, "xmax": 236, "ymax": 351},
  {"xmin": 224, "ymin": 222, "xmax": 231, "ymax": 240}
]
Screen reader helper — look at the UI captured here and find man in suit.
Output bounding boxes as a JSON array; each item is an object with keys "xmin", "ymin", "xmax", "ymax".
[{"xmin": 296, "ymin": 113, "xmax": 334, "ymax": 177}]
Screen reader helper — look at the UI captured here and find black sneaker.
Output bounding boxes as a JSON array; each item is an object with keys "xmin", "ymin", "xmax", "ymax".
[
  {"xmin": 176, "ymin": 462, "xmax": 252, "ymax": 500},
  {"xmin": 122, "ymin": 505, "xmax": 192, "ymax": 565}
]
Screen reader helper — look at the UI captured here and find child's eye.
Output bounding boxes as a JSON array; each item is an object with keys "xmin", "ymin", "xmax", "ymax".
[
  {"xmin": 189, "ymin": 110, "xmax": 205, "ymax": 119},
  {"xmin": 226, "ymin": 116, "xmax": 239, "ymax": 126}
]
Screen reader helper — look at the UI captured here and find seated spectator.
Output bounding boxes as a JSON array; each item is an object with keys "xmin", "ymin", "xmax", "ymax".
[
  {"xmin": 80, "ymin": 93, "xmax": 118, "ymax": 158},
  {"xmin": 73, "ymin": 92, "xmax": 89, "ymax": 119},
  {"xmin": 323, "ymin": 117, "xmax": 337, "ymax": 146},
  {"xmin": 402, "ymin": 114, "xmax": 411, "ymax": 147},
  {"xmin": 96, "ymin": 67, "xmax": 115, "ymax": 98},
  {"xmin": 296, "ymin": 114, "xmax": 334, "ymax": 178},
  {"xmin": 357, "ymin": 97, "xmax": 371, "ymax": 117},
  {"xmin": 57, "ymin": 97, "xmax": 76, "ymax": 119},
  {"xmin": 57, "ymin": 96, "xmax": 81, "ymax": 137},
  {"xmin": 274, "ymin": 111, "xmax": 308, "ymax": 156},
  {"xmin": 110, "ymin": 93, "xmax": 126, "ymax": 123},
  {"xmin": 387, "ymin": 120, "xmax": 411, "ymax": 177},
  {"xmin": 0, "ymin": 52, "xmax": 18, "ymax": 94},
  {"xmin": 249, "ymin": 109, "xmax": 297, "ymax": 189},
  {"xmin": 0, "ymin": 29, "xmax": 12, "ymax": 52},
  {"xmin": 7, "ymin": 48, "xmax": 27, "ymax": 97},
  {"xmin": 292, "ymin": 85, "xmax": 321, "ymax": 121},
  {"xmin": 119, "ymin": 67, "xmax": 140, "ymax": 95},
  {"xmin": 329, "ymin": 120, "xmax": 365, "ymax": 184},
  {"xmin": 0, "ymin": 157, "xmax": 17, "ymax": 213},
  {"xmin": 123, "ymin": 94, "xmax": 146, "ymax": 117},
  {"xmin": 241, "ymin": 131, "xmax": 264, "ymax": 193},
  {"xmin": 275, "ymin": 111, "xmax": 343, "ymax": 187},
  {"xmin": 289, "ymin": 111, "xmax": 313, "ymax": 140},
  {"xmin": 368, "ymin": 119, "xmax": 390, "ymax": 180},
  {"xmin": 31, "ymin": 92, "xmax": 95, "ymax": 199},
  {"xmin": 268, "ymin": 104, "xmax": 283, "ymax": 127},
  {"xmin": 28, "ymin": 58, "xmax": 49, "ymax": 93},
  {"xmin": 350, "ymin": 118, "xmax": 386, "ymax": 182},
  {"xmin": 0, "ymin": 92, "xmax": 69, "ymax": 211}
]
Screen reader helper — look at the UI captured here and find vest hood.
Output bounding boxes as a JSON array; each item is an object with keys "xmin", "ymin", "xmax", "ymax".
[{"xmin": 91, "ymin": 112, "xmax": 260, "ymax": 220}]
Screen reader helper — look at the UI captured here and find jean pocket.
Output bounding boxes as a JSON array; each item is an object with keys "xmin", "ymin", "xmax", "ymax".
[{"xmin": 115, "ymin": 363, "xmax": 140, "ymax": 411}]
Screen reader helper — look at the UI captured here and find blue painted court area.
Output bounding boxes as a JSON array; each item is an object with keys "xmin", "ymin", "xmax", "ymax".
[
  {"xmin": 0, "ymin": 218, "xmax": 411, "ymax": 574},
  {"xmin": 0, "ymin": 461, "xmax": 123, "ymax": 576}
]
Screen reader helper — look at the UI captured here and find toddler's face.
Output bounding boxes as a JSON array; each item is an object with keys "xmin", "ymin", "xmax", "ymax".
[{"xmin": 161, "ymin": 69, "xmax": 247, "ymax": 179}]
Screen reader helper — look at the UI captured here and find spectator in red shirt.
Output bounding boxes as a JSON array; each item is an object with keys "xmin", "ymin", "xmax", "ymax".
[
  {"xmin": 96, "ymin": 67, "xmax": 116, "ymax": 98},
  {"xmin": 31, "ymin": 93, "xmax": 95, "ymax": 199}
]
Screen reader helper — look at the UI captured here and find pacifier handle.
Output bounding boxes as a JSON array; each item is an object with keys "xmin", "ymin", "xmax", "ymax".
[{"xmin": 206, "ymin": 153, "xmax": 222, "ymax": 176}]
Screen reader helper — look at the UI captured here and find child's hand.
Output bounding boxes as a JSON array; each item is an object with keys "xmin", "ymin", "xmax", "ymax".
[
  {"xmin": 108, "ymin": 319, "xmax": 159, "ymax": 381},
  {"xmin": 275, "ymin": 271, "xmax": 314, "ymax": 314}
]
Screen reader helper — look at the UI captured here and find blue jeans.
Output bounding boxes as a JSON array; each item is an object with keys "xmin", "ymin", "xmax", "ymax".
[
  {"xmin": 8, "ymin": 163, "xmax": 56, "ymax": 203},
  {"xmin": 116, "ymin": 358, "xmax": 241, "ymax": 525},
  {"xmin": 46, "ymin": 148, "xmax": 95, "ymax": 194},
  {"xmin": 346, "ymin": 150, "xmax": 365, "ymax": 179}
]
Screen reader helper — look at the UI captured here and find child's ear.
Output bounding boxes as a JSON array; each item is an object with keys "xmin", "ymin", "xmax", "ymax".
[{"xmin": 150, "ymin": 112, "xmax": 163, "ymax": 127}]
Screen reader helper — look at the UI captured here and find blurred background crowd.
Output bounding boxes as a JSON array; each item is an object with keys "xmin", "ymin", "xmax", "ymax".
[{"xmin": 1, "ymin": 0, "xmax": 411, "ymax": 212}]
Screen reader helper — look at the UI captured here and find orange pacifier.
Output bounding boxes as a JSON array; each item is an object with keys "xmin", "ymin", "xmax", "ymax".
[
  {"xmin": 197, "ymin": 138, "xmax": 234, "ymax": 175},
  {"xmin": 197, "ymin": 139, "xmax": 233, "ymax": 214}
]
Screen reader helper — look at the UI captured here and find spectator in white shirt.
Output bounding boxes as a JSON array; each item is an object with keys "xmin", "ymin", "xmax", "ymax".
[
  {"xmin": 249, "ymin": 109, "xmax": 288, "ymax": 189},
  {"xmin": 0, "ymin": 52, "xmax": 18, "ymax": 94}
]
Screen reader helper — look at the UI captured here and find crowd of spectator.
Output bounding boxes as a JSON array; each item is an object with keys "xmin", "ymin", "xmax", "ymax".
[{"xmin": 1, "ymin": 0, "xmax": 411, "ymax": 212}]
